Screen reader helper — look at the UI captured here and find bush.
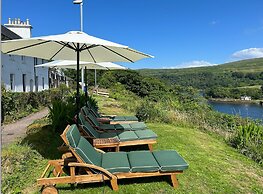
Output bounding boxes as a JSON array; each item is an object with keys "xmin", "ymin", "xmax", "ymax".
[
  {"xmin": 230, "ymin": 123, "xmax": 263, "ymax": 164},
  {"xmin": 136, "ymin": 100, "xmax": 168, "ymax": 122},
  {"xmin": 1, "ymin": 85, "xmax": 72, "ymax": 124},
  {"xmin": 48, "ymin": 100, "xmax": 76, "ymax": 133},
  {"xmin": 48, "ymin": 93, "xmax": 98, "ymax": 133}
]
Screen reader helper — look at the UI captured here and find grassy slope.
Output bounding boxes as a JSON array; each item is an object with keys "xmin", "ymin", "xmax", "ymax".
[
  {"xmin": 54, "ymin": 97, "xmax": 263, "ymax": 194},
  {"xmin": 139, "ymin": 57, "xmax": 263, "ymax": 76},
  {"xmin": 2, "ymin": 96, "xmax": 263, "ymax": 194}
]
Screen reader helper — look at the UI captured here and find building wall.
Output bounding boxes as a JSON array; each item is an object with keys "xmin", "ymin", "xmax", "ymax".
[
  {"xmin": 4, "ymin": 25, "xmax": 32, "ymax": 38},
  {"xmin": 1, "ymin": 18, "xmax": 49, "ymax": 92},
  {"xmin": 1, "ymin": 54, "xmax": 49, "ymax": 92}
]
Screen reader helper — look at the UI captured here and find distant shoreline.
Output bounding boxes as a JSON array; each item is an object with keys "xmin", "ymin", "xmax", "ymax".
[{"xmin": 208, "ymin": 98, "xmax": 263, "ymax": 105}]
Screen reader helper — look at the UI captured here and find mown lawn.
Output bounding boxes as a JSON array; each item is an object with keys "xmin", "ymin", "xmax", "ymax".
[{"xmin": 2, "ymin": 96, "xmax": 263, "ymax": 194}]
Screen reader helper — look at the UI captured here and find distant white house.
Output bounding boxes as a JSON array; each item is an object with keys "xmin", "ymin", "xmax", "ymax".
[
  {"xmin": 1, "ymin": 18, "xmax": 66, "ymax": 92},
  {"xmin": 240, "ymin": 96, "xmax": 252, "ymax": 101}
]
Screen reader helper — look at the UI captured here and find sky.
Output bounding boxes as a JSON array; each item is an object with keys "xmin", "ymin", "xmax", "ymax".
[{"xmin": 2, "ymin": 0, "xmax": 263, "ymax": 69}]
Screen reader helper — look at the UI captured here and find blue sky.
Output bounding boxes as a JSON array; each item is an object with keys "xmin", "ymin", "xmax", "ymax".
[{"xmin": 2, "ymin": 0, "xmax": 263, "ymax": 69}]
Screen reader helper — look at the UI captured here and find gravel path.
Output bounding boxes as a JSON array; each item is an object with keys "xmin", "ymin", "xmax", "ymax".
[{"xmin": 1, "ymin": 108, "xmax": 49, "ymax": 146}]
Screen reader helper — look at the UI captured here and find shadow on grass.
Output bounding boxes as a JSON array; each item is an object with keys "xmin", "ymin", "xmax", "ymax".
[
  {"xmin": 20, "ymin": 124, "xmax": 63, "ymax": 159},
  {"xmin": 56, "ymin": 176, "xmax": 173, "ymax": 192}
]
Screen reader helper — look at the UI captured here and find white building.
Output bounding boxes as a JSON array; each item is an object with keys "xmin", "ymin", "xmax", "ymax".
[
  {"xmin": 1, "ymin": 18, "xmax": 49, "ymax": 92},
  {"xmin": 240, "ymin": 96, "xmax": 252, "ymax": 101}
]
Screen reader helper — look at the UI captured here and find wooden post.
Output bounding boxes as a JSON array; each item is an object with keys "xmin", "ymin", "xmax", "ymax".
[
  {"xmin": 148, "ymin": 144, "xmax": 153, "ymax": 152},
  {"xmin": 110, "ymin": 178, "xmax": 119, "ymax": 191},
  {"xmin": 70, "ymin": 166, "xmax": 76, "ymax": 182},
  {"xmin": 171, "ymin": 174, "xmax": 179, "ymax": 188}
]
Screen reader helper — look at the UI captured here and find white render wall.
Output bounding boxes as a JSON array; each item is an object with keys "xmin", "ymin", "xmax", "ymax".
[
  {"xmin": 1, "ymin": 54, "xmax": 49, "ymax": 92},
  {"xmin": 4, "ymin": 25, "xmax": 32, "ymax": 38}
]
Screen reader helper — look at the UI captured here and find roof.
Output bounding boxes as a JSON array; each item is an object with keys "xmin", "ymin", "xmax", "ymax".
[{"xmin": 1, "ymin": 25, "xmax": 21, "ymax": 40}]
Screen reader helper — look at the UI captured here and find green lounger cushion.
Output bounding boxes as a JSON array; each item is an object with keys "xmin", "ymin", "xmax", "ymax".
[
  {"xmin": 102, "ymin": 152, "xmax": 130, "ymax": 173},
  {"xmin": 79, "ymin": 113, "xmax": 100, "ymax": 138},
  {"xmin": 86, "ymin": 109, "xmax": 146, "ymax": 131},
  {"xmin": 134, "ymin": 129, "xmax": 157, "ymax": 139},
  {"xmin": 130, "ymin": 122, "xmax": 147, "ymax": 130},
  {"xmin": 84, "ymin": 105, "xmax": 139, "ymax": 122},
  {"xmin": 117, "ymin": 131, "xmax": 138, "ymax": 141},
  {"xmin": 75, "ymin": 137, "xmax": 102, "ymax": 166},
  {"xmin": 87, "ymin": 112, "xmax": 102, "ymax": 127},
  {"xmin": 112, "ymin": 115, "xmax": 138, "ymax": 122},
  {"xmin": 99, "ymin": 124, "xmax": 117, "ymax": 130},
  {"xmin": 110, "ymin": 115, "xmax": 126, "ymax": 121},
  {"xmin": 100, "ymin": 122, "xmax": 147, "ymax": 131},
  {"xmin": 153, "ymin": 151, "xmax": 189, "ymax": 172},
  {"xmin": 113, "ymin": 123, "xmax": 131, "ymax": 130},
  {"xmin": 114, "ymin": 122, "xmax": 146, "ymax": 130},
  {"xmin": 66, "ymin": 125, "xmax": 81, "ymax": 148},
  {"xmin": 123, "ymin": 116, "xmax": 138, "ymax": 121},
  {"xmin": 128, "ymin": 151, "xmax": 160, "ymax": 172},
  {"xmin": 99, "ymin": 132, "xmax": 118, "ymax": 139}
]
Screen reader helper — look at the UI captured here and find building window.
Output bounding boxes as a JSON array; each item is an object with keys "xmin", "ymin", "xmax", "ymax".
[
  {"xmin": 30, "ymin": 79, "xmax": 34, "ymax": 92},
  {"xmin": 34, "ymin": 57, "xmax": 38, "ymax": 65},
  {"xmin": 9, "ymin": 55, "xmax": 14, "ymax": 61},
  {"xmin": 22, "ymin": 74, "xmax": 26, "ymax": 92},
  {"xmin": 35, "ymin": 76, "xmax": 38, "ymax": 92},
  {"xmin": 42, "ymin": 77, "xmax": 45, "ymax": 89},
  {"xmin": 10, "ymin": 74, "xmax": 15, "ymax": 91}
]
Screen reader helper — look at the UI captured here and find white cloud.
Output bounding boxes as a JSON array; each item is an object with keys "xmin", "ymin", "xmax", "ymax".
[
  {"xmin": 231, "ymin": 48, "xmax": 263, "ymax": 60},
  {"xmin": 163, "ymin": 60, "xmax": 217, "ymax": 69},
  {"xmin": 210, "ymin": 20, "xmax": 217, "ymax": 25}
]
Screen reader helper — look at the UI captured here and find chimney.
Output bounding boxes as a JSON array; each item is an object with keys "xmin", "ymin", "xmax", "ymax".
[{"xmin": 4, "ymin": 18, "xmax": 33, "ymax": 38}]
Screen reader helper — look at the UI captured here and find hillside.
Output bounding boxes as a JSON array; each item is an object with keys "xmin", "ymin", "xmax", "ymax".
[
  {"xmin": 138, "ymin": 58, "xmax": 263, "ymax": 99},
  {"xmin": 139, "ymin": 58, "xmax": 263, "ymax": 76}
]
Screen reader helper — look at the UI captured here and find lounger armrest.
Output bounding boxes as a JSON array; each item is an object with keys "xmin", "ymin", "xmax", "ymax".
[
  {"xmin": 97, "ymin": 118, "xmax": 110, "ymax": 124},
  {"xmin": 68, "ymin": 162, "xmax": 116, "ymax": 179},
  {"xmin": 101, "ymin": 114, "xmax": 117, "ymax": 118},
  {"xmin": 94, "ymin": 148, "xmax": 105, "ymax": 154},
  {"xmin": 62, "ymin": 152, "xmax": 74, "ymax": 159},
  {"xmin": 93, "ymin": 138, "xmax": 119, "ymax": 146}
]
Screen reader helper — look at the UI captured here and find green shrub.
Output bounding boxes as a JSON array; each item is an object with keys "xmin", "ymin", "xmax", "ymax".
[
  {"xmin": 136, "ymin": 100, "xmax": 167, "ymax": 122},
  {"xmin": 1, "ymin": 84, "xmax": 73, "ymax": 124},
  {"xmin": 86, "ymin": 95, "xmax": 99, "ymax": 110},
  {"xmin": 230, "ymin": 123, "xmax": 263, "ymax": 164},
  {"xmin": 48, "ymin": 100, "xmax": 76, "ymax": 133}
]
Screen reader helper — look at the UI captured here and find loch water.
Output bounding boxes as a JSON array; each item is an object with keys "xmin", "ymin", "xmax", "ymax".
[{"xmin": 209, "ymin": 101, "xmax": 263, "ymax": 122}]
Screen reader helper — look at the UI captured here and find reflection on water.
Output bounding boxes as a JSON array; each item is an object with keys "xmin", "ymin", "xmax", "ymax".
[{"xmin": 209, "ymin": 101, "xmax": 263, "ymax": 121}]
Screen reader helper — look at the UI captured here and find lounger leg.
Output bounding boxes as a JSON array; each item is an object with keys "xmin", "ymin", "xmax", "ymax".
[
  {"xmin": 171, "ymin": 174, "xmax": 179, "ymax": 188},
  {"xmin": 148, "ymin": 144, "xmax": 153, "ymax": 152},
  {"xmin": 115, "ymin": 146, "xmax": 120, "ymax": 152},
  {"xmin": 110, "ymin": 178, "xmax": 119, "ymax": 191}
]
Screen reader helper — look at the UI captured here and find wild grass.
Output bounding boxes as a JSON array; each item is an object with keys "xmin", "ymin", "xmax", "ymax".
[{"xmin": 2, "ymin": 97, "xmax": 263, "ymax": 194}]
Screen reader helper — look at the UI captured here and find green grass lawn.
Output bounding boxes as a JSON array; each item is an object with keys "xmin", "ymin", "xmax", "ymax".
[{"xmin": 2, "ymin": 97, "xmax": 263, "ymax": 193}]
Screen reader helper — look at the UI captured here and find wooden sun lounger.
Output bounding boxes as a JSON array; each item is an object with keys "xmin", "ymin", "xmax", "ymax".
[
  {"xmin": 82, "ymin": 105, "xmax": 139, "ymax": 124},
  {"xmin": 78, "ymin": 113, "xmax": 157, "ymax": 151},
  {"xmin": 79, "ymin": 125, "xmax": 156, "ymax": 152},
  {"xmin": 37, "ymin": 125, "xmax": 188, "ymax": 193}
]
